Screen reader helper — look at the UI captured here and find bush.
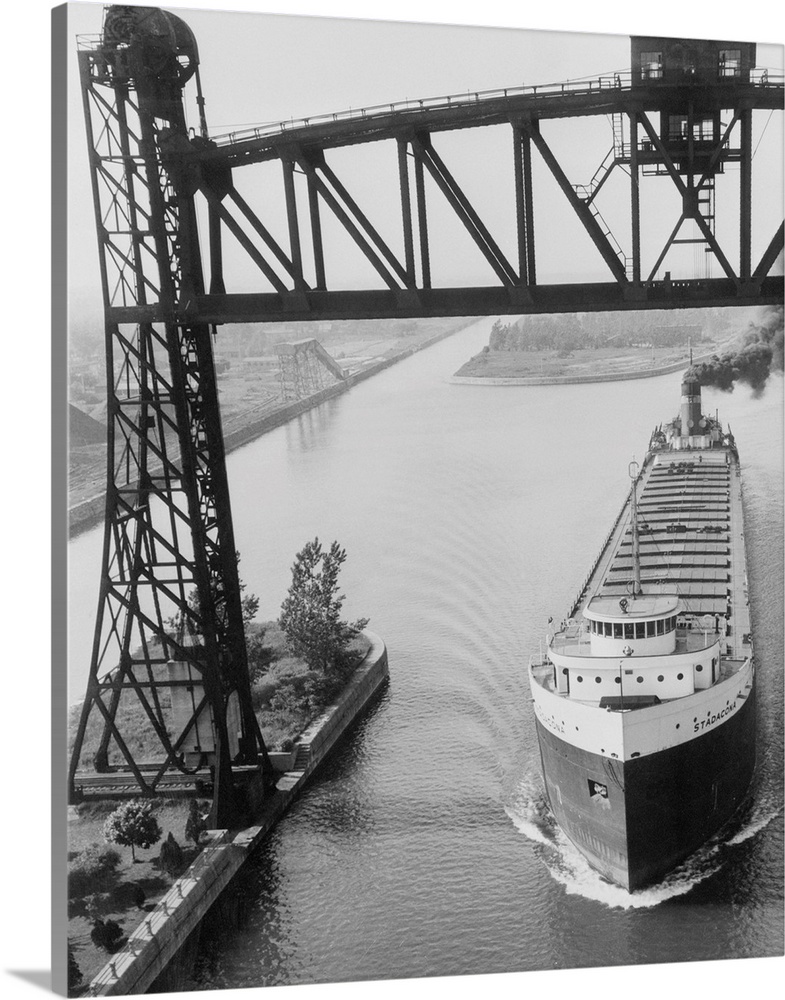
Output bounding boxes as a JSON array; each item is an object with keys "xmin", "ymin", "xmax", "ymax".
[
  {"xmin": 111, "ymin": 882, "xmax": 146, "ymax": 910},
  {"xmin": 103, "ymin": 800, "xmax": 162, "ymax": 862},
  {"xmin": 68, "ymin": 844, "xmax": 122, "ymax": 899},
  {"xmin": 90, "ymin": 918, "xmax": 125, "ymax": 953},
  {"xmin": 185, "ymin": 799, "xmax": 209, "ymax": 846},
  {"xmin": 159, "ymin": 831, "xmax": 184, "ymax": 876}
]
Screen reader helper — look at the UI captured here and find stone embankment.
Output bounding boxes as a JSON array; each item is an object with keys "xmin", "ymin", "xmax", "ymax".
[{"xmin": 84, "ymin": 631, "xmax": 389, "ymax": 996}]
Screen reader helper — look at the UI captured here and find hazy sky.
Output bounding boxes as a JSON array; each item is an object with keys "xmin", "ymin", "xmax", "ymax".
[{"xmin": 62, "ymin": 1, "xmax": 784, "ymax": 323}]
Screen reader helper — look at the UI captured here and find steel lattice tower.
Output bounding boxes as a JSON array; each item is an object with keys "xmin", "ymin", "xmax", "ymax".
[{"xmin": 68, "ymin": 6, "xmax": 272, "ymax": 828}]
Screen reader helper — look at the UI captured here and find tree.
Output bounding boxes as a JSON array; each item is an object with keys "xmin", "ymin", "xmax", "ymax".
[
  {"xmin": 167, "ymin": 551, "xmax": 259, "ymax": 637},
  {"xmin": 103, "ymin": 800, "xmax": 162, "ymax": 862},
  {"xmin": 278, "ymin": 538, "xmax": 369, "ymax": 673}
]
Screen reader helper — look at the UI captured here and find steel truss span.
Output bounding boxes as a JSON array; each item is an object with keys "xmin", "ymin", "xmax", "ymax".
[{"xmin": 69, "ymin": 6, "xmax": 783, "ymax": 824}]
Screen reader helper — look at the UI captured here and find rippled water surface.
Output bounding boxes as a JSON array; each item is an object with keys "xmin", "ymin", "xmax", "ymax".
[{"xmin": 68, "ymin": 319, "xmax": 784, "ymax": 986}]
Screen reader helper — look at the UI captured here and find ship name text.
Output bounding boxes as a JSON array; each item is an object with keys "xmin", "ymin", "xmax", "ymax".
[{"xmin": 694, "ymin": 699, "xmax": 738, "ymax": 733}]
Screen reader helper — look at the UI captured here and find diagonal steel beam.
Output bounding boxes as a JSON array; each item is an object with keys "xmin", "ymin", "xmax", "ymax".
[
  {"xmin": 199, "ymin": 185, "xmax": 290, "ymax": 293},
  {"xmin": 410, "ymin": 132, "xmax": 520, "ymax": 288},
  {"xmin": 521, "ymin": 119, "xmax": 628, "ymax": 284},
  {"xmin": 753, "ymin": 221, "xmax": 784, "ymax": 278},
  {"xmin": 313, "ymin": 152, "xmax": 413, "ymax": 288},
  {"xmin": 293, "ymin": 150, "xmax": 406, "ymax": 290},
  {"xmin": 637, "ymin": 113, "xmax": 739, "ymax": 284}
]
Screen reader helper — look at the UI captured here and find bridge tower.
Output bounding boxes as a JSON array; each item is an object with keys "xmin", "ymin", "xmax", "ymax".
[
  {"xmin": 628, "ymin": 36, "xmax": 762, "ymax": 282},
  {"xmin": 68, "ymin": 5, "xmax": 272, "ymax": 828}
]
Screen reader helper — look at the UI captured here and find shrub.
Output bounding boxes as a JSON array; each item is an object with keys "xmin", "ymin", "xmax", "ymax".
[
  {"xmin": 111, "ymin": 882, "xmax": 146, "ymax": 910},
  {"xmin": 185, "ymin": 799, "xmax": 209, "ymax": 846},
  {"xmin": 90, "ymin": 918, "xmax": 125, "ymax": 953},
  {"xmin": 103, "ymin": 800, "xmax": 162, "ymax": 862},
  {"xmin": 68, "ymin": 844, "xmax": 122, "ymax": 899},
  {"xmin": 159, "ymin": 831, "xmax": 184, "ymax": 876}
]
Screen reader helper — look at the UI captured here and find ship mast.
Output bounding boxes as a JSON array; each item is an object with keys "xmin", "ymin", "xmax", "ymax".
[{"xmin": 629, "ymin": 460, "xmax": 642, "ymax": 596}]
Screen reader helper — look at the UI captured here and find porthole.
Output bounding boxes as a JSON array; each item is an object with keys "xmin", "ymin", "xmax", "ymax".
[
  {"xmin": 577, "ymin": 676, "xmax": 583, "ymax": 683},
  {"xmin": 676, "ymin": 723, "xmax": 680, "ymax": 729},
  {"xmin": 636, "ymin": 676, "xmax": 644, "ymax": 684},
  {"xmin": 677, "ymin": 673, "xmax": 684, "ymax": 680},
  {"xmin": 696, "ymin": 664, "xmax": 703, "ymax": 672},
  {"xmin": 595, "ymin": 676, "xmax": 602, "ymax": 684},
  {"xmin": 614, "ymin": 676, "xmax": 621, "ymax": 684},
  {"xmin": 657, "ymin": 675, "xmax": 664, "ymax": 682},
  {"xmin": 562, "ymin": 668, "xmax": 568, "ymax": 674}
]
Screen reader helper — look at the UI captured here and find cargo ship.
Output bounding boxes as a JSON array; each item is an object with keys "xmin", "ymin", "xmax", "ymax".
[{"xmin": 528, "ymin": 376, "xmax": 755, "ymax": 891}]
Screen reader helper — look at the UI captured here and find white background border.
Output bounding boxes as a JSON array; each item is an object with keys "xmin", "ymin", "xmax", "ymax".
[{"xmin": 3, "ymin": 1, "xmax": 782, "ymax": 998}]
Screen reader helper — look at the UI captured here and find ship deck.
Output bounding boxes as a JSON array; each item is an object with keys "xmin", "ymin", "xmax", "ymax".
[{"xmin": 568, "ymin": 445, "xmax": 752, "ymax": 664}]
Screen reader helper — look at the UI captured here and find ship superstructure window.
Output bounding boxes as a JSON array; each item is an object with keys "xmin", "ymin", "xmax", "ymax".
[
  {"xmin": 635, "ymin": 622, "xmax": 646, "ymax": 639},
  {"xmin": 719, "ymin": 49, "xmax": 741, "ymax": 78},
  {"xmin": 614, "ymin": 623, "xmax": 623, "ymax": 638},
  {"xmin": 641, "ymin": 51, "xmax": 663, "ymax": 79},
  {"xmin": 657, "ymin": 619, "xmax": 665, "ymax": 635},
  {"xmin": 647, "ymin": 621, "xmax": 656, "ymax": 637},
  {"xmin": 625, "ymin": 623, "xmax": 634, "ymax": 639}
]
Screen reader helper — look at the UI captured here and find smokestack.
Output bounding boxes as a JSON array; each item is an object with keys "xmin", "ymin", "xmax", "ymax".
[{"xmin": 681, "ymin": 375, "xmax": 703, "ymax": 439}]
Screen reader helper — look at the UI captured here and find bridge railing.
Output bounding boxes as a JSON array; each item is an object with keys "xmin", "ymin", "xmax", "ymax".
[
  {"xmin": 212, "ymin": 71, "xmax": 636, "ymax": 145},
  {"xmin": 211, "ymin": 67, "xmax": 783, "ymax": 147}
]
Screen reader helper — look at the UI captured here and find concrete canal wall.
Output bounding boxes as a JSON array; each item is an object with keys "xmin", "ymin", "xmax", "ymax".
[{"xmin": 84, "ymin": 632, "xmax": 389, "ymax": 996}]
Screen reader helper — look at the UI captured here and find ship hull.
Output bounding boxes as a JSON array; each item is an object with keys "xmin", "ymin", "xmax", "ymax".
[{"xmin": 535, "ymin": 679, "xmax": 756, "ymax": 890}]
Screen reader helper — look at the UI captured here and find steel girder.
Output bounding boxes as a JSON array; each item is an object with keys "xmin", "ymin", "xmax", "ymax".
[
  {"xmin": 105, "ymin": 75, "xmax": 784, "ymax": 326},
  {"xmin": 69, "ymin": 14, "xmax": 272, "ymax": 829}
]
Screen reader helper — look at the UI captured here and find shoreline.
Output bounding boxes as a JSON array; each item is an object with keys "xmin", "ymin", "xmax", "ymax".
[
  {"xmin": 69, "ymin": 320, "xmax": 474, "ymax": 540},
  {"xmin": 449, "ymin": 347, "xmax": 724, "ymax": 387}
]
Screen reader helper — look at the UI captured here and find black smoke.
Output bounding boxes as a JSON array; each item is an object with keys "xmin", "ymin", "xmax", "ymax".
[{"xmin": 687, "ymin": 305, "xmax": 784, "ymax": 395}]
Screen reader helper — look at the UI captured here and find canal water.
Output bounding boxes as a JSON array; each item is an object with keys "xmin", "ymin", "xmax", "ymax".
[{"xmin": 67, "ymin": 318, "xmax": 783, "ymax": 989}]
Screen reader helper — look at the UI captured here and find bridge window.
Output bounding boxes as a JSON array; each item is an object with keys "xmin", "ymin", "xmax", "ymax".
[
  {"xmin": 624, "ymin": 623, "xmax": 634, "ymax": 640},
  {"xmin": 613, "ymin": 623, "xmax": 623, "ymax": 638},
  {"xmin": 667, "ymin": 115, "xmax": 689, "ymax": 141},
  {"xmin": 641, "ymin": 51, "xmax": 663, "ymax": 80},
  {"xmin": 692, "ymin": 116, "xmax": 715, "ymax": 142},
  {"xmin": 719, "ymin": 49, "xmax": 741, "ymax": 78},
  {"xmin": 635, "ymin": 622, "xmax": 646, "ymax": 639},
  {"xmin": 647, "ymin": 621, "xmax": 656, "ymax": 637},
  {"xmin": 657, "ymin": 619, "xmax": 665, "ymax": 635}
]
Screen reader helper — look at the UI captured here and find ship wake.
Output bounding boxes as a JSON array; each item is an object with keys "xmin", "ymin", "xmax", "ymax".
[{"xmin": 505, "ymin": 775, "xmax": 778, "ymax": 910}]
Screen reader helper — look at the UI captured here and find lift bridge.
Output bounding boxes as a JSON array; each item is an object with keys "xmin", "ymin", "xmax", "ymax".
[{"xmin": 68, "ymin": 5, "xmax": 784, "ymax": 828}]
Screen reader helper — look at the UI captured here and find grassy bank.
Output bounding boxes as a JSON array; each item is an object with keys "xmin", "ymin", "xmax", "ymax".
[{"xmin": 69, "ymin": 622, "xmax": 371, "ymax": 768}]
